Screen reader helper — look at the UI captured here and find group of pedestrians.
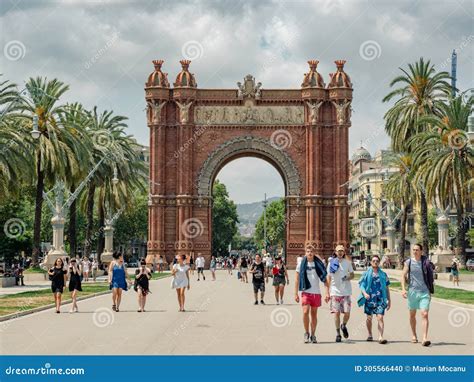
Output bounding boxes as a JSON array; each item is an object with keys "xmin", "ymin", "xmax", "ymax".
[
  {"xmin": 293, "ymin": 242, "xmax": 433, "ymax": 346},
  {"xmin": 48, "ymin": 244, "xmax": 435, "ymax": 346}
]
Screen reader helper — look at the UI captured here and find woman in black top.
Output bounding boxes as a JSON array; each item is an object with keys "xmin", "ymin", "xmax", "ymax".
[
  {"xmin": 189, "ymin": 254, "xmax": 195, "ymax": 275},
  {"xmin": 68, "ymin": 258, "xmax": 82, "ymax": 313},
  {"xmin": 272, "ymin": 257, "xmax": 289, "ymax": 305},
  {"xmin": 135, "ymin": 259, "xmax": 152, "ymax": 312},
  {"xmin": 48, "ymin": 258, "xmax": 67, "ymax": 313}
]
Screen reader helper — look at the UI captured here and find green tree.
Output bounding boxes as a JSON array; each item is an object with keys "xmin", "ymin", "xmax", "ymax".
[
  {"xmin": 254, "ymin": 198, "xmax": 285, "ymax": 252},
  {"xmin": 383, "ymin": 155, "xmax": 416, "ymax": 268},
  {"xmin": 383, "ymin": 58, "xmax": 451, "ymax": 256},
  {"xmin": 409, "ymin": 94, "xmax": 473, "ymax": 263},
  {"xmin": 212, "ymin": 180, "xmax": 239, "ymax": 257}
]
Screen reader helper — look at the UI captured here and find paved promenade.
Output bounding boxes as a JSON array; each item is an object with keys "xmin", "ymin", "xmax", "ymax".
[{"xmin": 1, "ymin": 271, "xmax": 472, "ymax": 355}]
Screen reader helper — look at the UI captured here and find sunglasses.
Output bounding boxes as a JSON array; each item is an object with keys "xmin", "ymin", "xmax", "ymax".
[{"xmin": 371, "ymin": 259, "xmax": 380, "ymax": 263}]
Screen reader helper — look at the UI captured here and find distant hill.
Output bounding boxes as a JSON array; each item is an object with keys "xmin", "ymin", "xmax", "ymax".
[{"xmin": 236, "ymin": 196, "xmax": 282, "ymax": 237}]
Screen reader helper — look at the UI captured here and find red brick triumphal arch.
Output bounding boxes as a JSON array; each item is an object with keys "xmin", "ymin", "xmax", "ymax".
[{"xmin": 145, "ymin": 59, "xmax": 352, "ymax": 268}]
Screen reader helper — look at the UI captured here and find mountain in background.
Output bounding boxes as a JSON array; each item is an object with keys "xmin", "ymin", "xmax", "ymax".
[{"xmin": 236, "ymin": 196, "xmax": 282, "ymax": 237}]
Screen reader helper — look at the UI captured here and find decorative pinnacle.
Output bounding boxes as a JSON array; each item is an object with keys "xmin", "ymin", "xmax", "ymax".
[
  {"xmin": 180, "ymin": 59, "xmax": 191, "ymax": 70},
  {"xmin": 308, "ymin": 60, "xmax": 319, "ymax": 71},
  {"xmin": 152, "ymin": 60, "xmax": 164, "ymax": 70},
  {"xmin": 335, "ymin": 60, "xmax": 346, "ymax": 70}
]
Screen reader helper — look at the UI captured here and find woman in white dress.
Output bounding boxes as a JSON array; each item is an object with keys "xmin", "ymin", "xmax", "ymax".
[{"xmin": 172, "ymin": 254, "xmax": 191, "ymax": 312}]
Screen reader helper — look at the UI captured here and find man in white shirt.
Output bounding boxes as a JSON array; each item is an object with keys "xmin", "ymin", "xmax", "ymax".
[
  {"xmin": 295, "ymin": 245, "xmax": 330, "ymax": 344},
  {"xmin": 196, "ymin": 253, "xmax": 206, "ymax": 281},
  {"xmin": 327, "ymin": 244, "xmax": 354, "ymax": 342}
]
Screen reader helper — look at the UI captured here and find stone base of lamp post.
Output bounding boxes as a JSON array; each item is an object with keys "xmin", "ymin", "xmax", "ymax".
[
  {"xmin": 431, "ymin": 249, "xmax": 454, "ymax": 273},
  {"xmin": 101, "ymin": 251, "xmax": 114, "ymax": 268},
  {"xmin": 385, "ymin": 252, "xmax": 399, "ymax": 268},
  {"xmin": 42, "ymin": 248, "xmax": 69, "ymax": 269}
]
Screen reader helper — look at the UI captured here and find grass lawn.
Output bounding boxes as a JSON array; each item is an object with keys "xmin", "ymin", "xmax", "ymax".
[
  {"xmin": 459, "ymin": 269, "xmax": 474, "ymax": 275},
  {"xmin": 389, "ymin": 282, "xmax": 474, "ymax": 305},
  {"xmin": 0, "ymin": 283, "xmax": 110, "ymax": 317},
  {"xmin": 0, "ymin": 272, "xmax": 172, "ymax": 317},
  {"xmin": 23, "ymin": 267, "xmax": 46, "ymax": 274}
]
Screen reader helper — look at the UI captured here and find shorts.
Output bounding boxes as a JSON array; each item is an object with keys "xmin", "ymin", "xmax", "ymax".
[
  {"xmin": 253, "ymin": 281, "xmax": 265, "ymax": 293},
  {"xmin": 330, "ymin": 295, "xmax": 351, "ymax": 313},
  {"xmin": 241, "ymin": 268, "xmax": 248, "ymax": 272},
  {"xmin": 301, "ymin": 292, "xmax": 322, "ymax": 308},
  {"xmin": 364, "ymin": 303, "xmax": 386, "ymax": 316},
  {"xmin": 407, "ymin": 289, "xmax": 431, "ymax": 311},
  {"xmin": 197, "ymin": 267, "xmax": 204, "ymax": 273},
  {"xmin": 273, "ymin": 276, "xmax": 286, "ymax": 287},
  {"xmin": 451, "ymin": 270, "xmax": 459, "ymax": 277}
]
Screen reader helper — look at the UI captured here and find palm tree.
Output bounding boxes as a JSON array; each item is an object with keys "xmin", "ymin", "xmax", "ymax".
[
  {"xmin": 57, "ymin": 103, "xmax": 93, "ymax": 257},
  {"xmin": 409, "ymin": 94, "xmax": 473, "ymax": 263},
  {"xmin": 81, "ymin": 107, "xmax": 132, "ymax": 259},
  {"xmin": 0, "ymin": 76, "xmax": 34, "ymax": 197},
  {"xmin": 383, "ymin": 58, "xmax": 451, "ymax": 256},
  {"xmin": 383, "ymin": 154, "xmax": 416, "ymax": 268},
  {"xmin": 19, "ymin": 77, "xmax": 89, "ymax": 265}
]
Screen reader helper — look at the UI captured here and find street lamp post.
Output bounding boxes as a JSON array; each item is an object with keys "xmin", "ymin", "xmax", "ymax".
[
  {"xmin": 41, "ymin": 157, "xmax": 108, "ymax": 268},
  {"xmin": 100, "ymin": 204, "xmax": 126, "ymax": 267},
  {"xmin": 262, "ymin": 193, "xmax": 268, "ymax": 252}
]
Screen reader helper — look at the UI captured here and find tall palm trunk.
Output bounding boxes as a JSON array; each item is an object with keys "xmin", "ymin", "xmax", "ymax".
[
  {"xmin": 84, "ymin": 183, "xmax": 96, "ymax": 259},
  {"xmin": 420, "ymin": 193, "xmax": 429, "ymax": 256},
  {"xmin": 97, "ymin": 200, "xmax": 105, "ymax": 258},
  {"xmin": 68, "ymin": 184, "xmax": 77, "ymax": 258},
  {"xmin": 32, "ymin": 151, "xmax": 44, "ymax": 266},
  {"xmin": 455, "ymin": 185, "xmax": 467, "ymax": 265},
  {"xmin": 397, "ymin": 204, "xmax": 409, "ymax": 269}
]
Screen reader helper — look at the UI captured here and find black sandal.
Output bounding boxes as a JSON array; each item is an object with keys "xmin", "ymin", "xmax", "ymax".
[
  {"xmin": 422, "ymin": 341, "xmax": 431, "ymax": 347},
  {"xmin": 112, "ymin": 304, "xmax": 116, "ymax": 312},
  {"xmin": 367, "ymin": 336, "xmax": 373, "ymax": 342},
  {"xmin": 379, "ymin": 339, "xmax": 388, "ymax": 344}
]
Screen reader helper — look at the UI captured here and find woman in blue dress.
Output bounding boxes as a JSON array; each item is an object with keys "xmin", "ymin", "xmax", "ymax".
[
  {"xmin": 107, "ymin": 252, "xmax": 131, "ymax": 312},
  {"xmin": 358, "ymin": 255, "xmax": 391, "ymax": 344}
]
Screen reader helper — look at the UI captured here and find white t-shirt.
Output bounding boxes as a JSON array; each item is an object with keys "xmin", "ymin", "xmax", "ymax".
[
  {"xmin": 296, "ymin": 260, "xmax": 321, "ymax": 295},
  {"xmin": 327, "ymin": 258, "xmax": 354, "ymax": 296},
  {"xmin": 195, "ymin": 257, "xmax": 205, "ymax": 268},
  {"xmin": 264, "ymin": 256, "xmax": 273, "ymax": 267}
]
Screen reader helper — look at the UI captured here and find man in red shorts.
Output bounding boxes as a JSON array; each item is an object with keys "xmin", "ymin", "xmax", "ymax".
[{"xmin": 295, "ymin": 244, "xmax": 329, "ymax": 343}]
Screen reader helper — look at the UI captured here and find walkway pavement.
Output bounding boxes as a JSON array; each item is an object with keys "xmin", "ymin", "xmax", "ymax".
[{"xmin": 1, "ymin": 271, "xmax": 472, "ymax": 355}]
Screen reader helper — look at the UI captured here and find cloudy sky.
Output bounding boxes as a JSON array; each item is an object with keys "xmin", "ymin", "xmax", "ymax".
[{"xmin": 1, "ymin": 0, "xmax": 472, "ymax": 203}]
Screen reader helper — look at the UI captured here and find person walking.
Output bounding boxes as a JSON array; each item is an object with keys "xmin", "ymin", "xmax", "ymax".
[
  {"xmin": 401, "ymin": 243, "xmax": 434, "ymax": 347},
  {"xmin": 48, "ymin": 258, "xmax": 67, "ymax": 314},
  {"xmin": 264, "ymin": 252, "xmax": 273, "ymax": 278},
  {"xmin": 68, "ymin": 258, "xmax": 82, "ymax": 313},
  {"xmin": 357, "ymin": 254, "xmax": 391, "ymax": 344},
  {"xmin": 189, "ymin": 253, "xmax": 195, "ymax": 276},
  {"xmin": 249, "ymin": 254, "xmax": 268, "ymax": 305},
  {"xmin": 91, "ymin": 259, "xmax": 98, "ymax": 282},
  {"xmin": 272, "ymin": 256, "xmax": 289, "ymax": 304},
  {"xmin": 226, "ymin": 257, "xmax": 233, "ymax": 275},
  {"xmin": 82, "ymin": 257, "xmax": 91, "ymax": 282},
  {"xmin": 295, "ymin": 245, "xmax": 329, "ymax": 344},
  {"xmin": 451, "ymin": 257, "xmax": 460, "ymax": 287},
  {"xmin": 171, "ymin": 254, "xmax": 191, "ymax": 312},
  {"xmin": 108, "ymin": 253, "xmax": 131, "ymax": 312},
  {"xmin": 210, "ymin": 256, "xmax": 217, "ymax": 281},
  {"xmin": 196, "ymin": 253, "xmax": 206, "ymax": 281},
  {"xmin": 135, "ymin": 259, "xmax": 152, "ymax": 312},
  {"xmin": 240, "ymin": 256, "xmax": 249, "ymax": 283},
  {"xmin": 327, "ymin": 244, "xmax": 354, "ymax": 342},
  {"xmin": 157, "ymin": 254, "xmax": 164, "ymax": 274}
]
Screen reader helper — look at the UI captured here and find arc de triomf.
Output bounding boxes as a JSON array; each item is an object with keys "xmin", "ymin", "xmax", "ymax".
[{"xmin": 145, "ymin": 59, "xmax": 352, "ymax": 268}]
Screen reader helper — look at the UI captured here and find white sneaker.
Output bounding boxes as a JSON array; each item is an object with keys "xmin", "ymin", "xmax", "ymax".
[
  {"xmin": 276, "ymin": 300, "xmax": 280, "ymax": 305},
  {"xmin": 280, "ymin": 299, "xmax": 284, "ymax": 305}
]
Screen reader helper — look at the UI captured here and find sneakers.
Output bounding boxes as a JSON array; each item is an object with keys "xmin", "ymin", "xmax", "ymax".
[
  {"xmin": 254, "ymin": 301, "xmax": 258, "ymax": 305},
  {"xmin": 304, "ymin": 332, "xmax": 311, "ymax": 343},
  {"xmin": 276, "ymin": 300, "xmax": 280, "ymax": 305},
  {"xmin": 341, "ymin": 323, "xmax": 349, "ymax": 339},
  {"xmin": 260, "ymin": 300, "xmax": 265, "ymax": 305},
  {"xmin": 280, "ymin": 299, "xmax": 284, "ymax": 305},
  {"xmin": 336, "ymin": 334, "xmax": 342, "ymax": 343},
  {"xmin": 311, "ymin": 335, "xmax": 317, "ymax": 344}
]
